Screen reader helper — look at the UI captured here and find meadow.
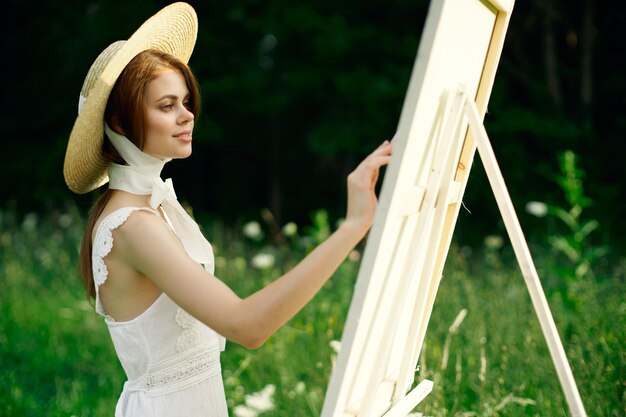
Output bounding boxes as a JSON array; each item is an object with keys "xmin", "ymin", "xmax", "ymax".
[{"xmin": 0, "ymin": 203, "xmax": 623, "ymax": 417}]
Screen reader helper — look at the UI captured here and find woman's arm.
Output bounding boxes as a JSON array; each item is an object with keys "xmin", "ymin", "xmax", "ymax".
[{"xmin": 114, "ymin": 141, "xmax": 393, "ymax": 348}]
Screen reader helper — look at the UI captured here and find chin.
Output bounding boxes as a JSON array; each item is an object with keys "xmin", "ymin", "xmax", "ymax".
[{"xmin": 177, "ymin": 147, "xmax": 193, "ymax": 159}]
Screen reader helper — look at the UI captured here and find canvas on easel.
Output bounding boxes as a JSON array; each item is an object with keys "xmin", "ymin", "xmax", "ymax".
[{"xmin": 321, "ymin": 0, "xmax": 587, "ymax": 416}]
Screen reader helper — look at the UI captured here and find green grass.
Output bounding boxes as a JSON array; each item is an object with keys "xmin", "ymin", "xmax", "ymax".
[{"xmin": 0, "ymin": 206, "xmax": 623, "ymax": 416}]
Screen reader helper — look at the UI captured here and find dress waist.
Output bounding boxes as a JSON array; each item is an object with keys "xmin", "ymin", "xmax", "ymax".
[{"xmin": 123, "ymin": 342, "xmax": 221, "ymax": 397}]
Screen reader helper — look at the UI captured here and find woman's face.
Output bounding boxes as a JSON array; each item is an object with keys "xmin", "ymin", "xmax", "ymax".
[{"xmin": 143, "ymin": 69, "xmax": 194, "ymax": 160}]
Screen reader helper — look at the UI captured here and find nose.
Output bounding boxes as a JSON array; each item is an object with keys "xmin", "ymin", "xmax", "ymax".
[{"xmin": 178, "ymin": 105, "xmax": 194, "ymax": 125}]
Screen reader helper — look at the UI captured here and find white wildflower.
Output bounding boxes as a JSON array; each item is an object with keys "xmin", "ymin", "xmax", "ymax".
[
  {"xmin": 294, "ymin": 381, "xmax": 306, "ymax": 394},
  {"xmin": 251, "ymin": 253, "xmax": 275, "ymax": 269},
  {"xmin": 58, "ymin": 213, "xmax": 73, "ymax": 228},
  {"xmin": 233, "ymin": 405, "xmax": 258, "ymax": 417},
  {"xmin": 260, "ymin": 34, "xmax": 278, "ymax": 53},
  {"xmin": 35, "ymin": 248, "xmax": 53, "ymax": 268},
  {"xmin": 282, "ymin": 222, "xmax": 298, "ymax": 237},
  {"xmin": 525, "ymin": 201, "xmax": 548, "ymax": 217},
  {"xmin": 243, "ymin": 221, "xmax": 263, "ymax": 240},
  {"xmin": 348, "ymin": 250, "xmax": 361, "ymax": 262},
  {"xmin": 329, "ymin": 340, "xmax": 342, "ymax": 354},
  {"xmin": 22, "ymin": 213, "xmax": 38, "ymax": 232},
  {"xmin": 484, "ymin": 235, "xmax": 504, "ymax": 250},
  {"xmin": 299, "ymin": 236, "xmax": 314, "ymax": 249},
  {"xmin": 245, "ymin": 384, "xmax": 275, "ymax": 413}
]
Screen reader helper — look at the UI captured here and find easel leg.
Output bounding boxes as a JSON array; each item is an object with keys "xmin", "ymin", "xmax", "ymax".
[{"xmin": 464, "ymin": 99, "xmax": 588, "ymax": 417}]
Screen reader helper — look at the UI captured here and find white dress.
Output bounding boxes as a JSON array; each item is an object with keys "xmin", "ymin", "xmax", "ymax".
[{"xmin": 92, "ymin": 206, "xmax": 229, "ymax": 416}]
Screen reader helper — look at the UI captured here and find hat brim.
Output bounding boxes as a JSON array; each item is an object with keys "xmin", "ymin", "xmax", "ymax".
[{"xmin": 64, "ymin": 2, "xmax": 198, "ymax": 194}]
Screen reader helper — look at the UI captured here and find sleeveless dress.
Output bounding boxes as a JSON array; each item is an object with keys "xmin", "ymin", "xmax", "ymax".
[{"xmin": 92, "ymin": 206, "xmax": 229, "ymax": 417}]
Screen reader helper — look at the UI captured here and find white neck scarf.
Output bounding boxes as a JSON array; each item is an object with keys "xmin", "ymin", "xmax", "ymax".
[{"xmin": 104, "ymin": 124, "xmax": 214, "ymax": 274}]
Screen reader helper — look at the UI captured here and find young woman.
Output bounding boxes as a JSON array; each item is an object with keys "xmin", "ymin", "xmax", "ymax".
[{"xmin": 64, "ymin": 4, "xmax": 392, "ymax": 416}]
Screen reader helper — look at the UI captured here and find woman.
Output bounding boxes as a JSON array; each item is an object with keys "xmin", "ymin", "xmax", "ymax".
[{"xmin": 64, "ymin": 3, "xmax": 392, "ymax": 416}]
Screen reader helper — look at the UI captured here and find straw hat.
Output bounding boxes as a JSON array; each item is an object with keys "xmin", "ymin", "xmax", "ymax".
[{"xmin": 64, "ymin": 2, "xmax": 198, "ymax": 194}]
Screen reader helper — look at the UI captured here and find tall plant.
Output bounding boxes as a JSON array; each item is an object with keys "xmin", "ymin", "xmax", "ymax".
[{"xmin": 526, "ymin": 150, "xmax": 608, "ymax": 307}]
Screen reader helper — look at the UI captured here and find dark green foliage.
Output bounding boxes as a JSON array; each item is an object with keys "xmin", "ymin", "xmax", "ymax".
[{"xmin": 3, "ymin": 1, "xmax": 625, "ymax": 249}]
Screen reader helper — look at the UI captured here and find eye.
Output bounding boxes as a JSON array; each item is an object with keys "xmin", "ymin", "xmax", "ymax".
[
  {"xmin": 161, "ymin": 103, "xmax": 174, "ymax": 111},
  {"xmin": 183, "ymin": 99, "xmax": 192, "ymax": 110}
]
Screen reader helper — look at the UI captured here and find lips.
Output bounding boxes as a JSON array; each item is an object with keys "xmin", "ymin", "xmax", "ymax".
[{"xmin": 173, "ymin": 130, "xmax": 192, "ymax": 142}]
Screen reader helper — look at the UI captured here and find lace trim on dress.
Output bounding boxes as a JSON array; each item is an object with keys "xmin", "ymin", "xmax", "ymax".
[
  {"xmin": 92, "ymin": 207, "xmax": 156, "ymax": 317},
  {"xmin": 124, "ymin": 341, "xmax": 221, "ymax": 396},
  {"xmin": 175, "ymin": 308, "xmax": 202, "ymax": 352}
]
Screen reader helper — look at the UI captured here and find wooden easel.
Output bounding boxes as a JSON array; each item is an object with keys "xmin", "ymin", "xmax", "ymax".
[{"xmin": 320, "ymin": 0, "xmax": 587, "ymax": 416}]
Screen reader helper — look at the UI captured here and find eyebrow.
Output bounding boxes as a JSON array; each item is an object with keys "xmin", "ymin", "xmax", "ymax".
[{"xmin": 154, "ymin": 93, "xmax": 190, "ymax": 102}]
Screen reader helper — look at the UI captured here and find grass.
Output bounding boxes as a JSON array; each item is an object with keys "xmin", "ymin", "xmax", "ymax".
[{"xmin": 0, "ymin": 205, "xmax": 623, "ymax": 416}]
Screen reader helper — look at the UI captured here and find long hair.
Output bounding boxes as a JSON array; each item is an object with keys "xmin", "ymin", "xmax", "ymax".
[{"xmin": 78, "ymin": 49, "xmax": 201, "ymax": 298}]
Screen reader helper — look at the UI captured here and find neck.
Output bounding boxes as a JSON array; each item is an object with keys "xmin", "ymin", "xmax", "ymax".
[{"xmin": 108, "ymin": 189, "xmax": 153, "ymax": 207}]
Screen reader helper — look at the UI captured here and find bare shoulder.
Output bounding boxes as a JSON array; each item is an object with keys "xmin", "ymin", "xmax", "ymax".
[
  {"xmin": 92, "ymin": 205, "xmax": 156, "ymax": 239},
  {"xmin": 112, "ymin": 209, "xmax": 174, "ymax": 251},
  {"xmin": 92, "ymin": 190, "xmax": 156, "ymax": 238},
  {"xmin": 110, "ymin": 208, "xmax": 190, "ymax": 274}
]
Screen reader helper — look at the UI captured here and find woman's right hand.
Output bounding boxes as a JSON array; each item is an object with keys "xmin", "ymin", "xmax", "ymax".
[{"xmin": 343, "ymin": 140, "xmax": 393, "ymax": 235}]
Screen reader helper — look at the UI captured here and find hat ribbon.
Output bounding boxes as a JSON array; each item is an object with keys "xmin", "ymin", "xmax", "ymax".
[{"xmin": 104, "ymin": 124, "xmax": 215, "ymax": 273}]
